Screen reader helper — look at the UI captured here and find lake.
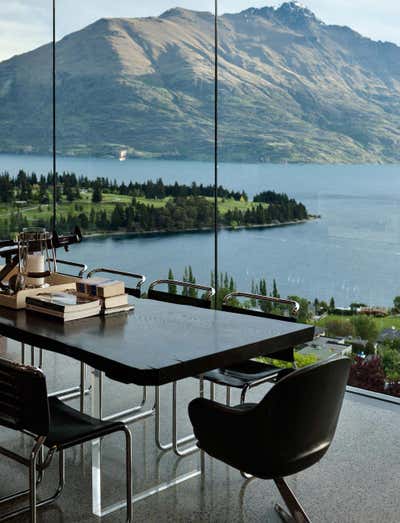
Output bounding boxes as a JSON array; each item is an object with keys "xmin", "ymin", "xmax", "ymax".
[{"xmin": 2, "ymin": 153, "xmax": 400, "ymax": 307}]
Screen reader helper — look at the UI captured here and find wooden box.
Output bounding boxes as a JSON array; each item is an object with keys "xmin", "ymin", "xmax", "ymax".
[{"xmin": 0, "ymin": 272, "xmax": 78, "ymax": 310}]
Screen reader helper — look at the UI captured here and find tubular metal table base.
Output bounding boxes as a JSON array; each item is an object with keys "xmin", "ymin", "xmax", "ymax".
[
  {"xmin": 97, "ymin": 469, "xmax": 201, "ymax": 518},
  {"xmin": 90, "ymin": 368, "xmax": 201, "ymax": 518},
  {"xmin": 154, "ymin": 380, "xmax": 203, "ymax": 456}
]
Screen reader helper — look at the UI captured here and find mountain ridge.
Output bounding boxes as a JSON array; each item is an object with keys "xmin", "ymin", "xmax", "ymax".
[{"xmin": 1, "ymin": 2, "xmax": 400, "ymax": 163}]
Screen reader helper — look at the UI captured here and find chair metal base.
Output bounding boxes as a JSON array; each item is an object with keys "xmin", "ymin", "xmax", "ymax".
[
  {"xmin": 0, "ymin": 443, "xmax": 65, "ymax": 523},
  {"xmin": 274, "ymin": 478, "xmax": 311, "ymax": 523},
  {"xmin": 155, "ymin": 379, "xmax": 204, "ymax": 456}
]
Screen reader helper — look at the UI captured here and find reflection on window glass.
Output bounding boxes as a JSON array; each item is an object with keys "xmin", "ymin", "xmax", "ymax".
[{"xmin": 218, "ymin": 1, "xmax": 400, "ymax": 398}]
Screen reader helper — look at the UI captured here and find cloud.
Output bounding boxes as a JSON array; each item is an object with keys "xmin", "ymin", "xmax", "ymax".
[
  {"xmin": 1, "ymin": 0, "xmax": 399, "ymax": 62},
  {"xmin": 0, "ymin": 1, "xmax": 51, "ymax": 61}
]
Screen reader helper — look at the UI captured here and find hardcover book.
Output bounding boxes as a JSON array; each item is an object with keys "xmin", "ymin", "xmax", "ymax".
[
  {"xmin": 26, "ymin": 303, "xmax": 101, "ymax": 322},
  {"xmin": 26, "ymin": 292, "xmax": 100, "ymax": 312},
  {"xmin": 75, "ymin": 278, "xmax": 125, "ymax": 298}
]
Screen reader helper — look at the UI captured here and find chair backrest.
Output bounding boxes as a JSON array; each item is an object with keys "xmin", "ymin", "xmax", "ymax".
[
  {"xmin": 255, "ymin": 357, "xmax": 351, "ymax": 476},
  {"xmin": 48, "ymin": 258, "xmax": 87, "ymax": 278},
  {"xmin": 87, "ymin": 267, "xmax": 146, "ymax": 298},
  {"xmin": 0, "ymin": 358, "xmax": 49, "ymax": 436},
  {"xmin": 222, "ymin": 292, "xmax": 299, "ymax": 362},
  {"xmin": 148, "ymin": 279, "xmax": 215, "ymax": 309}
]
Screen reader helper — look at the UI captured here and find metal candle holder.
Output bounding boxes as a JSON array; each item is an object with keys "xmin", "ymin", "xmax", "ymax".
[{"xmin": 17, "ymin": 228, "xmax": 57, "ymax": 289}]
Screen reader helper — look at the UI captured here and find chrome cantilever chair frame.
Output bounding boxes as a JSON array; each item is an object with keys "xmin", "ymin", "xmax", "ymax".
[
  {"xmin": 87, "ymin": 267, "xmax": 146, "ymax": 298},
  {"xmin": 148, "ymin": 279, "xmax": 215, "ymax": 457},
  {"xmin": 0, "ymin": 436, "xmax": 65, "ymax": 523},
  {"xmin": 0, "ymin": 359, "xmax": 132, "ymax": 523},
  {"xmin": 87, "ymin": 268, "xmax": 153, "ymax": 424},
  {"xmin": 21, "ymin": 259, "xmax": 89, "ymax": 411},
  {"xmin": 224, "ymin": 292, "xmax": 300, "ymax": 316},
  {"xmin": 217, "ymin": 291, "xmax": 300, "ymax": 405}
]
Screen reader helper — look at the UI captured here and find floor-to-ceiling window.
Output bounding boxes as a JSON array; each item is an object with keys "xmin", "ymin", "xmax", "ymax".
[
  {"xmin": 218, "ymin": 1, "xmax": 400, "ymax": 399},
  {"xmin": 1, "ymin": 1, "xmax": 400, "ymax": 400},
  {"xmin": 0, "ymin": 1, "xmax": 53, "ymax": 236},
  {"xmin": 54, "ymin": 1, "xmax": 216, "ymax": 291}
]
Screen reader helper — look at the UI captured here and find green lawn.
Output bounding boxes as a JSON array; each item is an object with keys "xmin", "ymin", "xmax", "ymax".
[
  {"xmin": 0, "ymin": 192, "xmax": 268, "ymax": 223},
  {"xmin": 316, "ymin": 313, "xmax": 400, "ymax": 332}
]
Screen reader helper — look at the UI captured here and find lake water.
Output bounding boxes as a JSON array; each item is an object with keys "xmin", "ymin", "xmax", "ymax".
[{"xmin": 2, "ymin": 153, "xmax": 400, "ymax": 307}]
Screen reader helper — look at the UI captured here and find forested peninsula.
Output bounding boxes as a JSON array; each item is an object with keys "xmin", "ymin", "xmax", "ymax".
[{"xmin": 0, "ymin": 171, "xmax": 315, "ymax": 237}]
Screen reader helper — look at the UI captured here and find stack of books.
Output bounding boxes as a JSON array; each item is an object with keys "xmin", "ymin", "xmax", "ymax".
[
  {"xmin": 26, "ymin": 292, "xmax": 101, "ymax": 322},
  {"xmin": 75, "ymin": 278, "xmax": 134, "ymax": 315}
]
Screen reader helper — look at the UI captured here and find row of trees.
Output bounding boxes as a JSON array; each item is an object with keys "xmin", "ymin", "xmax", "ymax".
[
  {"xmin": 164, "ymin": 268, "xmax": 307, "ymax": 320},
  {"xmin": 51, "ymin": 196, "xmax": 308, "ymax": 235},
  {"xmin": 160, "ymin": 266, "xmax": 400, "ymax": 396},
  {"xmin": 0, "ymin": 170, "xmax": 250, "ymax": 203}
]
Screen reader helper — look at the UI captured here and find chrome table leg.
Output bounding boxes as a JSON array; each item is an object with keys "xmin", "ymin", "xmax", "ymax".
[
  {"xmin": 90, "ymin": 368, "xmax": 201, "ymax": 519},
  {"xmin": 91, "ymin": 368, "xmax": 103, "ymax": 517},
  {"xmin": 155, "ymin": 379, "xmax": 203, "ymax": 454}
]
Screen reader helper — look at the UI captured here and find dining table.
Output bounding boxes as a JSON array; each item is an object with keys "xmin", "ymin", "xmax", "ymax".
[{"xmin": 0, "ymin": 297, "xmax": 314, "ymax": 517}]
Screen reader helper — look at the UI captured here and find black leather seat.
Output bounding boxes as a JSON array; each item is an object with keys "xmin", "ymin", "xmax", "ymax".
[
  {"xmin": 189, "ymin": 358, "xmax": 351, "ymax": 522},
  {"xmin": 0, "ymin": 358, "xmax": 132, "ymax": 523},
  {"xmin": 46, "ymin": 397, "xmax": 128, "ymax": 450},
  {"xmin": 201, "ymin": 292, "xmax": 300, "ymax": 405}
]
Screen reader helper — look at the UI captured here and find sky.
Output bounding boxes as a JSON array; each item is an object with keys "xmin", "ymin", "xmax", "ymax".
[{"xmin": 1, "ymin": 1, "xmax": 400, "ymax": 61}]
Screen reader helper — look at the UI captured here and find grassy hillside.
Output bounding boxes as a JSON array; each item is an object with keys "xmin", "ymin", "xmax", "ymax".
[{"xmin": 0, "ymin": 192, "xmax": 268, "ymax": 228}]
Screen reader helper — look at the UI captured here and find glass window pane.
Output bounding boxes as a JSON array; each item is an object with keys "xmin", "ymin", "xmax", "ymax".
[
  {"xmin": 218, "ymin": 1, "xmax": 400, "ymax": 398},
  {"xmin": 0, "ymin": 1, "xmax": 53, "ymax": 238},
  {"xmin": 55, "ymin": 1, "xmax": 216, "ymax": 291}
]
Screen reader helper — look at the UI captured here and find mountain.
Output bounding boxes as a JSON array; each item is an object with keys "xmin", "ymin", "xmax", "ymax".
[{"xmin": 1, "ymin": 2, "xmax": 400, "ymax": 163}]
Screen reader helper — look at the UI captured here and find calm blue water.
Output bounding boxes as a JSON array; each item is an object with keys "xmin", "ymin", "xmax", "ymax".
[{"xmin": 2, "ymin": 153, "xmax": 400, "ymax": 306}]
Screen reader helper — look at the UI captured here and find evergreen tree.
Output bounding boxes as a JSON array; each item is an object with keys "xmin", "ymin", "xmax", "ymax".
[
  {"xmin": 182, "ymin": 266, "xmax": 189, "ymax": 296},
  {"xmin": 168, "ymin": 269, "xmax": 177, "ymax": 294},
  {"xmin": 92, "ymin": 182, "xmax": 102, "ymax": 203},
  {"xmin": 250, "ymin": 279, "xmax": 258, "ymax": 307},
  {"xmin": 210, "ymin": 270, "xmax": 215, "ymax": 289},
  {"xmin": 188, "ymin": 266, "xmax": 198, "ymax": 298},
  {"xmin": 329, "ymin": 297, "xmax": 336, "ymax": 312},
  {"xmin": 258, "ymin": 278, "xmax": 272, "ymax": 313},
  {"xmin": 0, "ymin": 174, "xmax": 14, "ymax": 203},
  {"xmin": 272, "ymin": 279, "xmax": 280, "ymax": 298},
  {"xmin": 55, "ymin": 185, "xmax": 62, "ymax": 203}
]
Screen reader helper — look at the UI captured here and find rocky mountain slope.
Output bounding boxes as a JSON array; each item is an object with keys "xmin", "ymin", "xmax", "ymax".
[{"xmin": 1, "ymin": 1, "xmax": 400, "ymax": 162}]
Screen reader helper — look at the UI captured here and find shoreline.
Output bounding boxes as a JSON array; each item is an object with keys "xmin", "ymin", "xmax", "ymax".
[
  {"xmin": 0, "ymin": 152, "xmax": 396, "ymax": 166},
  {"xmin": 83, "ymin": 216, "xmax": 319, "ymax": 240}
]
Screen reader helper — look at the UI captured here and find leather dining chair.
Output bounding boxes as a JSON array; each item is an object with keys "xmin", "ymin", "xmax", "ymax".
[
  {"xmin": 201, "ymin": 291, "xmax": 300, "ymax": 406},
  {"xmin": 147, "ymin": 278, "xmax": 215, "ymax": 456},
  {"xmin": 0, "ymin": 358, "xmax": 132, "ymax": 523},
  {"xmin": 189, "ymin": 357, "xmax": 351, "ymax": 523}
]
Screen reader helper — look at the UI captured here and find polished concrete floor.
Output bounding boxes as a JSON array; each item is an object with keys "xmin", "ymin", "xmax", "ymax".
[{"xmin": 0, "ymin": 338, "xmax": 399, "ymax": 522}]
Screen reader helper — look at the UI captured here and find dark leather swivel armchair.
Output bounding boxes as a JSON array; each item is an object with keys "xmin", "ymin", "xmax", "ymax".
[{"xmin": 189, "ymin": 357, "xmax": 351, "ymax": 522}]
